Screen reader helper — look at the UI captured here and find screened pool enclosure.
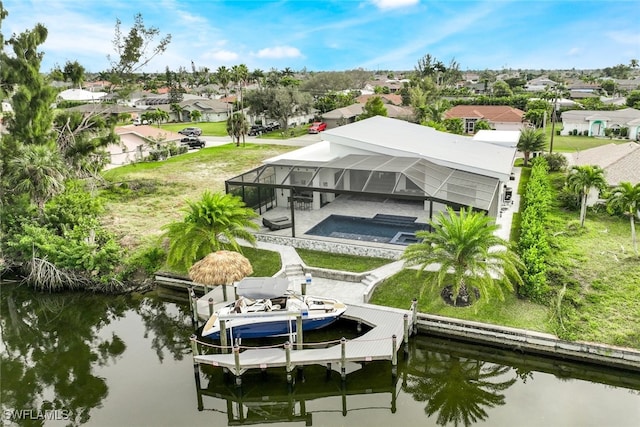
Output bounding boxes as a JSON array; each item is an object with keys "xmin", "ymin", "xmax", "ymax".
[{"xmin": 225, "ymin": 153, "xmax": 502, "ymax": 238}]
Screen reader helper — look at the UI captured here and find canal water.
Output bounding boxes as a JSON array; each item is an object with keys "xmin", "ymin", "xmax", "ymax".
[{"xmin": 1, "ymin": 284, "xmax": 639, "ymax": 426}]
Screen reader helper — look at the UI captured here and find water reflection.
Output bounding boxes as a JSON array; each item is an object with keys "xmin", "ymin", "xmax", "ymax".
[
  {"xmin": 1, "ymin": 285, "xmax": 129, "ymax": 425},
  {"xmin": 403, "ymin": 350, "xmax": 516, "ymax": 426},
  {"xmin": 194, "ymin": 362, "xmax": 398, "ymax": 425},
  {"xmin": 1, "ymin": 285, "xmax": 638, "ymax": 426}
]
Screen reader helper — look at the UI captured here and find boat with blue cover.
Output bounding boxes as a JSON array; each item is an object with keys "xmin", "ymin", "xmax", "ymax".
[{"xmin": 201, "ymin": 277, "xmax": 347, "ymax": 340}]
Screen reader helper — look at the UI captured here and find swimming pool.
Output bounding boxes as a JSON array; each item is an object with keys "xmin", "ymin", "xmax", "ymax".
[{"xmin": 306, "ymin": 214, "xmax": 429, "ymax": 245}]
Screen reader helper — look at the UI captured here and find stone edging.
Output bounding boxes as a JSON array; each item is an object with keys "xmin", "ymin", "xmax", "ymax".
[{"xmin": 256, "ymin": 234, "xmax": 404, "ymax": 259}]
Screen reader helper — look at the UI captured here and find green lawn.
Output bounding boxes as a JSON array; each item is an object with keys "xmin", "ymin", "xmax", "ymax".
[
  {"xmin": 296, "ymin": 248, "xmax": 392, "ymax": 273},
  {"xmin": 159, "ymin": 121, "xmax": 229, "ymax": 136},
  {"xmin": 544, "ymin": 125, "xmax": 631, "ymax": 152},
  {"xmin": 369, "ymin": 269, "xmax": 551, "ymax": 332},
  {"xmin": 100, "ymin": 143, "xmax": 297, "ymax": 247}
]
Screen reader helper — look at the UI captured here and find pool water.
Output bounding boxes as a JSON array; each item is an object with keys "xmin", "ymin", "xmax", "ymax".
[{"xmin": 305, "ymin": 214, "xmax": 429, "ymax": 245}]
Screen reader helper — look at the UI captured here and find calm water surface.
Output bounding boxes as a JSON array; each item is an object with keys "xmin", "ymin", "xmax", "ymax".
[{"xmin": 1, "ymin": 284, "xmax": 639, "ymax": 426}]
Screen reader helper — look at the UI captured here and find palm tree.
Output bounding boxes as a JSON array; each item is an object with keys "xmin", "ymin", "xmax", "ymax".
[
  {"xmin": 226, "ymin": 112, "xmax": 249, "ymax": 147},
  {"xmin": 190, "ymin": 110, "xmax": 202, "ymax": 123},
  {"xmin": 566, "ymin": 165, "xmax": 607, "ymax": 227},
  {"xmin": 7, "ymin": 144, "xmax": 67, "ymax": 212},
  {"xmin": 517, "ymin": 128, "xmax": 547, "ymax": 166},
  {"xmin": 607, "ymin": 181, "xmax": 640, "ymax": 255},
  {"xmin": 402, "ymin": 207, "xmax": 522, "ymax": 305},
  {"xmin": 162, "ymin": 191, "xmax": 259, "ymax": 271}
]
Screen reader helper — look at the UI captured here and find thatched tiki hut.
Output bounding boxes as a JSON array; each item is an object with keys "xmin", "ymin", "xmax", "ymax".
[{"xmin": 188, "ymin": 250, "xmax": 253, "ymax": 301}]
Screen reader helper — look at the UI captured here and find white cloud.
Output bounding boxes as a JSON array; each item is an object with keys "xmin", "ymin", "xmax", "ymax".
[
  {"xmin": 203, "ymin": 50, "xmax": 239, "ymax": 62},
  {"xmin": 371, "ymin": 0, "xmax": 419, "ymax": 10},
  {"xmin": 255, "ymin": 46, "xmax": 302, "ymax": 59}
]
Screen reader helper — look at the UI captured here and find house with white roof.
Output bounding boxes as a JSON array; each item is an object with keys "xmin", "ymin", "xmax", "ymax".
[
  {"xmin": 560, "ymin": 108, "xmax": 640, "ymax": 139},
  {"xmin": 226, "ymin": 116, "xmax": 519, "ymax": 237}
]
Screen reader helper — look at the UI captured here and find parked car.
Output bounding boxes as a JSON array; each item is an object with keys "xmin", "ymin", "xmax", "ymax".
[
  {"xmin": 178, "ymin": 127, "xmax": 202, "ymax": 136},
  {"xmin": 308, "ymin": 122, "xmax": 327, "ymax": 134},
  {"xmin": 248, "ymin": 125, "xmax": 265, "ymax": 136},
  {"xmin": 265, "ymin": 121, "xmax": 280, "ymax": 131},
  {"xmin": 180, "ymin": 136, "xmax": 205, "ymax": 149}
]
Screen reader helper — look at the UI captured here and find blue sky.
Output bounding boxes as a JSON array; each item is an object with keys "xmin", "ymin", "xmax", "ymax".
[{"xmin": 2, "ymin": 0, "xmax": 639, "ymax": 74}]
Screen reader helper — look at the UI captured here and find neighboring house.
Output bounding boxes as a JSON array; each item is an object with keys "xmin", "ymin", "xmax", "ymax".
[
  {"xmin": 321, "ymin": 103, "xmax": 413, "ymax": 129},
  {"xmin": 567, "ymin": 142, "xmax": 640, "ymax": 187},
  {"xmin": 64, "ymin": 103, "xmax": 145, "ymax": 122},
  {"xmin": 356, "ymin": 94, "xmax": 403, "ymax": 106},
  {"xmin": 57, "ymin": 88, "xmax": 107, "ymax": 102},
  {"xmin": 524, "ymin": 77, "xmax": 558, "ymax": 92},
  {"xmin": 444, "ymin": 105, "xmax": 526, "ymax": 133},
  {"xmin": 107, "ymin": 125, "xmax": 183, "ymax": 170},
  {"xmin": 560, "ymin": 108, "xmax": 640, "ymax": 139},
  {"xmin": 226, "ymin": 116, "xmax": 519, "ymax": 229}
]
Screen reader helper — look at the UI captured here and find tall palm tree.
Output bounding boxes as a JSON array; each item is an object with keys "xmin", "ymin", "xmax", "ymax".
[
  {"xmin": 7, "ymin": 144, "xmax": 66, "ymax": 212},
  {"xmin": 607, "ymin": 181, "xmax": 640, "ymax": 255},
  {"xmin": 517, "ymin": 128, "xmax": 547, "ymax": 166},
  {"xmin": 403, "ymin": 207, "xmax": 522, "ymax": 305},
  {"xmin": 226, "ymin": 112, "xmax": 249, "ymax": 146},
  {"xmin": 566, "ymin": 165, "xmax": 607, "ymax": 227},
  {"xmin": 162, "ymin": 191, "xmax": 259, "ymax": 271}
]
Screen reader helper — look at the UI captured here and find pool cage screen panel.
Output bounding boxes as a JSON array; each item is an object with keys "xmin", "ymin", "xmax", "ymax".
[{"xmin": 226, "ymin": 154, "xmax": 501, "ymax": 212}]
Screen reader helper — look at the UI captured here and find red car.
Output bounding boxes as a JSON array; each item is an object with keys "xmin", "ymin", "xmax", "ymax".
[{"xmin": 308, "ymin": 122, "xmax": 327, "ymax": 134}]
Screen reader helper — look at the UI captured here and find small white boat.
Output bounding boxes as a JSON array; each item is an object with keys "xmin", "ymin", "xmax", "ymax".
[{"xmin": 201, "ymin": 277, "xmax": 347, "ymax": 340}]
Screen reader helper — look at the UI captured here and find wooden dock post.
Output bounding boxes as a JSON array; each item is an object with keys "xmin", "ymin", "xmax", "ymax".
[
  {"xmin": 190, "ymin": 335, "xmax": 204, "ymax": 411},
  {"xmin": 285, "ymin": 341, "xmax": 293, "ymax": 384},
  {"xmin": 233, "ymin": 345, "xmax": 242, "ymax": 387},
  {"xmin": 220, "ymin": 320, "xmax": 228, "ymax": 354},
  {"xmin": 208, "ymin": 298, "xmax": 214, "ymax": 317},
  {"xmin": 391, "ymin": 335, "xmax": 398, "ymax": 378},
  {"xmin": 190, "ymin": 288, "xmax": 199, "ymax": 330},
  {"xmin": 340, "ymin": 337, "xmax": 347, "ymax": 381},
  {"xmin": 403, "ymin": 314, "xmax": 409, "ymax": 357},
  {"xmin": 411, "ymin": 299, "xmax": 418, "ymax": 335},
  {"xmin": 296, "ymin": 314, "xmax": 303, "ymax": 350}
]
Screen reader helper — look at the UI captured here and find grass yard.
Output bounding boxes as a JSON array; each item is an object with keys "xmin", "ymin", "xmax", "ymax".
[
  {"xmin": 369, "ymin": 269, "xmax": 551, "ymax": 332},
  {"xmin": 296, "ymin": 248, "xmax": 392, "ymax": 273},
  {"xmin": 159, "ymin": 121, "xmax": 229, "ymax": 136},
  {"xmin": 100, "ymin": 143, "xmax": 297, "ymax": 248},
  {"xmin": 544, "ymin": 125, "xmax": 631, "ymax": 152},
  {"xmin": 546, "ymin": 207, "xmax": 640, "ymax": 348}
]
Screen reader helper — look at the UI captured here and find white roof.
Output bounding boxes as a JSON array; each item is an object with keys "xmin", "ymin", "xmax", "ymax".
[
  {"xmin": 319, "ymin": 116, "xmax": 516, "ymax": 181},
  {"xmin": 58, "ymin": 88, "xmax": 107, "ymax": 102},
  {"xmin": 473, "ymin": 130, "xmax": 521, "ymax": 147}
]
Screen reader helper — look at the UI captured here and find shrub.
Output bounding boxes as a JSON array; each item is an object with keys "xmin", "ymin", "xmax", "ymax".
[{"xmin": 544, "ymin": 152, "xmax": 568, "ymax": 172}]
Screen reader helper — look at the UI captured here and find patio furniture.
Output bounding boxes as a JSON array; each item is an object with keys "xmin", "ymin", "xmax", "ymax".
[{"xmin": 262, "ymin": 217, "xmax": 292, "ymax": 231}]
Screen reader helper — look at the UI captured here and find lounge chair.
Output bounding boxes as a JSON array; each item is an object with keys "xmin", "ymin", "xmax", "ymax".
[{"xmin": 262, "ymin": 217, "xmax": 292, "ymax": 231}]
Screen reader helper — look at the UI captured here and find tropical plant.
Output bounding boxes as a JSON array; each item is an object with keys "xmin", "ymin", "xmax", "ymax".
[
  {"xmin": 566, "ymin": 165, "xmax": 607, "ymax": 227},
  {"xmin": 517, "ymin": 128, "xmax": 547, "ymax": 166},
  {"xmin": 190, "ymin": 110, "xmax": 202, "ymax": 122},
  {"xmin": 402, "ymin": 207, "xmax": 523, "ymax": 305},
  {"xmin": 7, "ymin": 144, "xmax": 67, "ymax": 211},
  {"xmin": 226, "ymin": 112, "xmax": 250, "ymax": 146},
  {"xmin": 607, "ymin": 181, "xmax": 640, "ymax": 255},
  {"xmin": 162, "ymin": 191, "xmax": 259, "ymax": 271}
]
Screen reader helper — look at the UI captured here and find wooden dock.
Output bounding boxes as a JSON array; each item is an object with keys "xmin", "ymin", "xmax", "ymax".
[{"xmin": 192, "ymin": 303, "xmax": 415, "ymax": 385}]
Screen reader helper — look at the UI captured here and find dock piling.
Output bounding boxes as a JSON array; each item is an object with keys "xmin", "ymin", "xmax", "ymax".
[
  {"xmin": 220, "ymin": 320, "xmax": 228, "ymax": 353},
  {"xmin": 285, "ymin": 341, "xmax": 293, "ymax": 384},
  {"xmin": 340, "ymin": 337, "xmax": 347, "ymax": 381},
  {"xmin": 403, "ymin": 314, "xmax": 409, "ymax": 357},
  {"xmin": 411, "ymin": 299, "xmax": 418, "ymax": 335},
  {"xmin": 233, "ymin": 345, "xmax": 242, "ymax": 387},
  {"xmin": 208, "ymin": 298, "xmax": 214, "ymax": 317},
  {"xmin": 190, "ymin": 288, "xmax": 199, "ymax": 330},
  {"xmin": 296, "ymin": 315, "xmax": 303, "ymax": 350},
  {"xmin": 391, "ymin": 334, "xmax": 398, "ymax": 378}
]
